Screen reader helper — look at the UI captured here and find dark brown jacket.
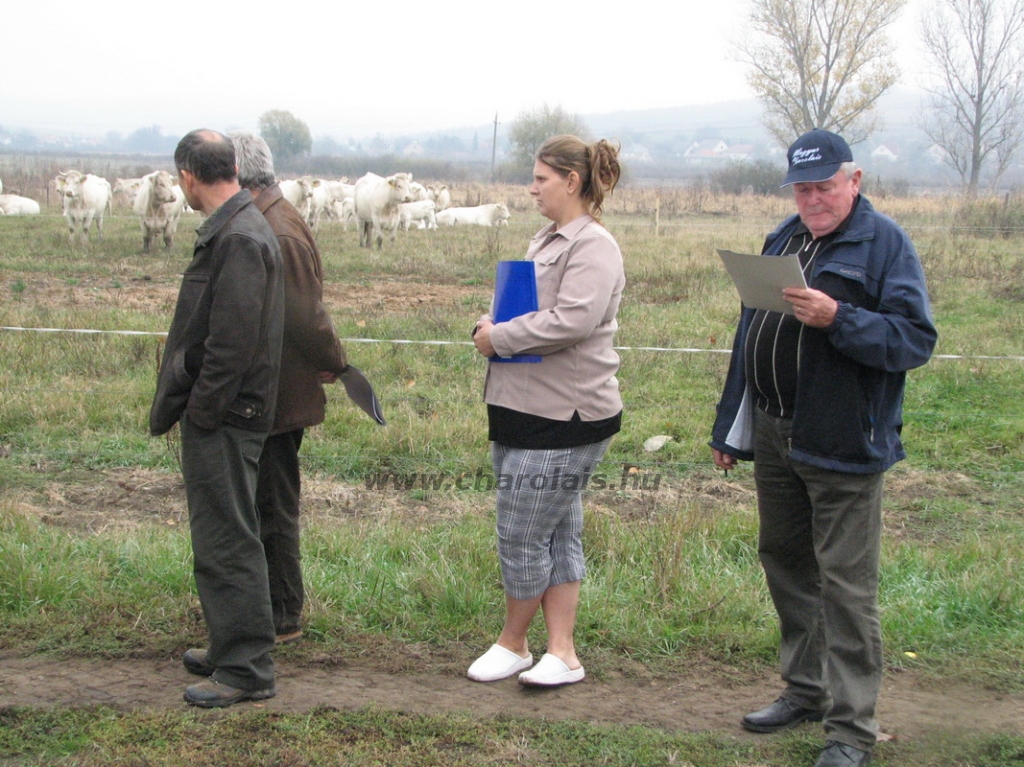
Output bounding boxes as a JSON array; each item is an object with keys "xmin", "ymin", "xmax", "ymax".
[
  {"xmin": 255, "ymin": 184, "xmax": 347, "ymax": 435},
  {"xmin": 150, "ymin": 190, "xmax": 284, "ymax": 435}
]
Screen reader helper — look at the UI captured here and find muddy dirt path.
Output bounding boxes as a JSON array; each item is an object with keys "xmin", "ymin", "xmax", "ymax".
[{"xmin": 2, "ymin": 653, "xmax": 1021, "ymax": 744}]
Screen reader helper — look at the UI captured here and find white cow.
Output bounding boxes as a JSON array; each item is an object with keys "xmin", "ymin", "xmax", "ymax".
[
  {"xmin": 0, "ymin": 194, "xmax": 42, "ymax": 215},
  {"xmin": 323, "ymin": 179, "xmax": 355, "ymax": 214},
  {"xmin": 324, "ymin": 178, "xmax": 352, "ymax": 200},
  {"xmin": 305, "ymin": 179, "xmax": 330, "ymax": 231},
  {"xmin": 398, "ymin": 199, "xmax": 437, "ymax": 230},
  {"xmin": 407, "ymin": 181, "xmax": 428, "ymax": 201},
  {"xmin": 113, "ymin": 177, "xmax": 143, "ymax": 208},
  {"xmin": 328, "ymin": 197, "xmax": 357, "ymax": 230},
  {"xmin": 426, "ymin": 184, "xmax": 451, "ymax": 211},
  {"xmin": 435, "ymin": 202, "xmax": 510, "ymax": 227},
  {"xmin": 134, "ymin": 170, "xmax": 186, "ymax": 252},
  {"xmin": 279, "ymin": 177, "xmax": 314, "ymax": 216},
  {"xmin": 57, "ymin": 171, "xmax": 112, "ymax": 244},
  {"xmin": 353, "ymin": 172, "xmax": 414, "ymax": 249}
]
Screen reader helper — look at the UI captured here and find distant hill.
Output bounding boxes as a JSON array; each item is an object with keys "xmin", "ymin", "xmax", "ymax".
[
  {"xmin": 579, "ymin": 87, "xmax": 930, "ymax": 149},
  {"xmin": 583, "ymin": 99, "xmax": 768, "ymax": 143},
  {"xmin": 570, "ymin": 87, "xmax": 1019, "ymax": 190}
]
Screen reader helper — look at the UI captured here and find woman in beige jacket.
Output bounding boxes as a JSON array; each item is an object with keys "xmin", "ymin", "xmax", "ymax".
[{"xmin": 469, "ymin": 135, "xmax": 624, "ymax": 687}]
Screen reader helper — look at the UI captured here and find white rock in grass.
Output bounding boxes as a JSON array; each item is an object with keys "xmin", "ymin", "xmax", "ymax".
[{"xmin": 643, "ymin": 435, "xmax": 674, "ymax": 453}]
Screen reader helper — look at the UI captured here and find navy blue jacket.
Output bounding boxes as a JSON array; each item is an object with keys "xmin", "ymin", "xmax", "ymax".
[{"xmin": 710, "ymin": 195, "xmax": 937, "ymax": 474}]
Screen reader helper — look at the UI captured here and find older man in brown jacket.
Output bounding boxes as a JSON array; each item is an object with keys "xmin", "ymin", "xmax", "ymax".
[{"xmin": 219, "ymin": 133, "xmax": 346, "ymax": 649}]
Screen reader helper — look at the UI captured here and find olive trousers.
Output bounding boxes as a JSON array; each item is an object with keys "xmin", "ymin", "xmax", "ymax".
[
  {"xmin": 256, "ymin": 428, "xmax": 305, "ymax": 636},
  {"xmin": 181, "ymin": 414, "xmax": 275, "ymax": 692},
  {"xmin": 753, "ymin": 409, "xmax": 884, "ymax": 752}
]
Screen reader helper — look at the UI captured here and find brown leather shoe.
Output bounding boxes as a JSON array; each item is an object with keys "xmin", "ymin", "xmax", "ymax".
[
  {"xmin": 182, "ymin": 648, "xmax": 215, "ymax": 677},
  {"xmin": 183, "ymin": 679, "xmax": 275, "ymax": 708},
  {"xmin": 741, "ymin": 696, "xmax": 825, "ymax": 733}
]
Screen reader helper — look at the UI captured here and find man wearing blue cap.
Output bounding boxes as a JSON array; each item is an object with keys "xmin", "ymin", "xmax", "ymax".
[{"xmin": 710, "ymin": 129, "xmax": 937, "ymax": 767}]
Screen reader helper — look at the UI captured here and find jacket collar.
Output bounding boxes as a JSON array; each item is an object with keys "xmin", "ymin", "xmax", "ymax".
[
  {"xmin": 195, "ymin": 189, "xmax": 254, "ymax": 248},
  {"xmin": 839, "ymin": 194, "xmax": 877, "ymax": 243},
  {"xmin": 534, "ymin": 213, "xmax": 596, "ymax": 243},
  {"xmin": 252, "ymin": 183, "xmax": 284, "ymax": 215}
]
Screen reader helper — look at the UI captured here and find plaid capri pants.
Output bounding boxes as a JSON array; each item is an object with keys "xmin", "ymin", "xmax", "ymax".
[{"xmin": 491, "ymin": 438, "xmax": 611, "ymax": 600}]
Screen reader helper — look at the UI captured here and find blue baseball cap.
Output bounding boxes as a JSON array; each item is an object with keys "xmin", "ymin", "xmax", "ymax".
[{"xmin": 782, "ymin": 129, "xmax": 853, "ymax": 187}]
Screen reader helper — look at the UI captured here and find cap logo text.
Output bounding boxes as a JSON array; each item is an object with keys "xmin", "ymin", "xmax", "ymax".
[{"xmin": 792, "ymin": 147, "xmax": 823, "ymax": 165}]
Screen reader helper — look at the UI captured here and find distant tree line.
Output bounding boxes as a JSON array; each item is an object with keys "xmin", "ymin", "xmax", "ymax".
[
  {"xmin": 0, "ymin": 123, "xmax": 179, "ymax": 154},
  {"xmin": 709, "ymin": 160, "xmax": 790, "ymax": 196}
]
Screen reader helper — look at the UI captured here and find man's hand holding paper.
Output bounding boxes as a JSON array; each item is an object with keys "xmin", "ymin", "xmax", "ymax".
[{"xmin": 783, "ymin": 287, "xmax": 838, "ymax": 328}]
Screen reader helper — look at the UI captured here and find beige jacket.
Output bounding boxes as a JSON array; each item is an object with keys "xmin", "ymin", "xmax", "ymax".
[{"xmin": 484, "ymin": 214, "xmax": 624, "ymax": 421}]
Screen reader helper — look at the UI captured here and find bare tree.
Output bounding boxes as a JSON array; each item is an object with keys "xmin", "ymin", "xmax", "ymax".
[
  {"xmin": 507, "ymin": 104, "xmax": 589, "ymax": 169},
  {"xmin": 734, "ymin": 0, "xmax": 905, "ymax": 147},
  {"xmin": 920, "ymin": 0, "xmax": 1024, "ymax": 193}
]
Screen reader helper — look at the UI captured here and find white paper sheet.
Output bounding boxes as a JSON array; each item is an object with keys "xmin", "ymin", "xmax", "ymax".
[{"xmin": 717, "ymin": 249, "xmax": 808, "ymax": 315}]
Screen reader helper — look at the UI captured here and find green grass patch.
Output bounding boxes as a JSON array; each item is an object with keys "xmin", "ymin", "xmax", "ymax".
[{"xmin": 1, "ymin": 706, "xmax": 1022, "ymax": 766}]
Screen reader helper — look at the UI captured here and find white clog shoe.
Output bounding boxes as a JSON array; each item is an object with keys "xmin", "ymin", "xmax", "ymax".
[
  {"xmin": 467, "ymin": 644, "xmax": 534, "ymax": 682},
  {"xmin": 517, "ymin": 653, "xmax": 585, "ymax": 687}
]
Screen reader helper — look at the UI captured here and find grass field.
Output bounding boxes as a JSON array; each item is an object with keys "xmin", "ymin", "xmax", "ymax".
[{"xmin": 1, "ymin": 187, "xmax": 1022, "ymax": 765}]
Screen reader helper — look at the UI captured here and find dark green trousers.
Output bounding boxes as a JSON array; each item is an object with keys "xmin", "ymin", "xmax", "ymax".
[
  {"xmin": 181, "ymin": 414, "xmax": 275, "ymax": 692},
  {"xmin": 256, "ymin": 428, "xmax": 305, "ymax": 636},
  {"xmin": 753, "ymin": 409, "xmax": 884, "ymax": 752}
]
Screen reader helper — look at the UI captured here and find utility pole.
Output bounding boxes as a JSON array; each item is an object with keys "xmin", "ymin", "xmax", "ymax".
[{"xmin": 490, "ymin": 112, "xmax": 499, "ymax": 183}]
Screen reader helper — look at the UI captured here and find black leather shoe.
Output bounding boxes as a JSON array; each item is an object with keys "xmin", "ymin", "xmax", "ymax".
[
  {"xmin": 183, "ymin": 679, "xmax": 275, "ymax": 708},
  {"xmin": 182, "ymin": 648, "xmax": 215, "ymax": 677},
  {"xmin": 813, "ymin": 741, "xmax": 871, "ymax": 767},
  {"xmin": 741, "ymin": 696, "xmax": 825, "ymax": 732}
]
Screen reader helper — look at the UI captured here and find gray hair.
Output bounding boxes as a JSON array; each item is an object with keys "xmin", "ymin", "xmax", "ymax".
[
  {"xmin": 838, "ymin": 161, "xmax": 858, "ymax": 178},
  {"xmin": 229, "ymin": 131, "xmax": 276, "ymax": 191}
]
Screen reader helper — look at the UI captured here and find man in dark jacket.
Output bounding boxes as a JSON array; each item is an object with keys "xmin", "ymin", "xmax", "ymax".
[
  {"xmin": 150, "ymin": 129, "xmax": 284, "ymax": 708},
  {"xmin": 710, "ymin": 129, "xmax": 937, "ymax": 767},
  {"xmin": 229, "ymin": 132, "xmax": 348, "ymax": 644}
]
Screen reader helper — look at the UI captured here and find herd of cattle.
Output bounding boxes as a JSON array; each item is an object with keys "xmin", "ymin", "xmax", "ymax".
[{"xmin": 0, "ymin": 171, "xmax": 512, "ymax": 252}]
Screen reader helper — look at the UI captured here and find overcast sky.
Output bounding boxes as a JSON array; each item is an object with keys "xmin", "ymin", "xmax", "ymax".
[{"xmin": 4, "ymin": 0, "xmax": 930, "ymax": 140}]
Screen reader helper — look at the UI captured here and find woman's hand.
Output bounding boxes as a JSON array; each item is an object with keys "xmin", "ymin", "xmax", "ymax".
[{"xmin": 473, "ymin": 320, "xmax": 496, "ymax": 357}]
